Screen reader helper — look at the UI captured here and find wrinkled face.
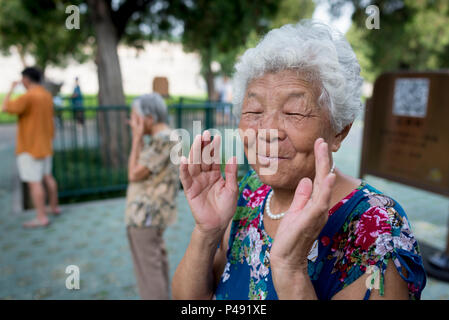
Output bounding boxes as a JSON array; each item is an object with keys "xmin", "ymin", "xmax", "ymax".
[{"xmin": 238, "ymin": 69, "xmax": 339, "ymax": 190}]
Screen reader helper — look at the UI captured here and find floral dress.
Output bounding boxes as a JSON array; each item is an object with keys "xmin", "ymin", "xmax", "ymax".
[{"xmin": 214, "ymin": 170, "xmax": 426, "ymax": 300}]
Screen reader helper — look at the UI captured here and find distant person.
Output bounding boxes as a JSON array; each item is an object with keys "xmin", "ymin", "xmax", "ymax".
[
  {"xmin": 53, "ymin": 94, "xmax": 64, "ymax": 128},
  {"xmin": 71, "ymin": 77, "xmax": 84, "ymax": 125},
  {"xmin": 216, "ymin": 75, "xmax": 233, "ymax": 125},
  {"xmin": 125, "ymin": 93, "xmax": 179, "ymax": 299},
  {"xmin": 218, "ymin": 75, "xmax": 233, "ymax": 103},
  {"xmin": 1, "ymin": 67, "xmax": 61, "ymax": 228}
]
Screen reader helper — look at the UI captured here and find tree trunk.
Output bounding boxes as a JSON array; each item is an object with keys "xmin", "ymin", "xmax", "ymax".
[
  {"xmin": 201, "ymin": 51, "xmax": 216, "ymax": 101},
  {"xmin": 87, "ymin": 0, "xmax": 130, "ymax": 168},
  {"xmin": 16, "ymin": 45, "xmax": 27, "ymax": 68},
  {"xmin": 205, "ymin": 67, "xmax": 215, "ymax": 101}
]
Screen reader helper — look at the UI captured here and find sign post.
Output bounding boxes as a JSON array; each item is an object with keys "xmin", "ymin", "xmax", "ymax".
[
  {"xmin": 153, "ymin": 77, "xmax": 169, "ymax": 97},
  {"xmin": 360, "ymin": 71, "xmax": 449, "ymax": 279}
]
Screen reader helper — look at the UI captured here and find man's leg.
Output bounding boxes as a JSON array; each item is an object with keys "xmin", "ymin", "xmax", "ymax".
[
  {"xmin": 17, "ymin": 153, "xmax": 50, "ymax": 228},
  {"xmin": 42, "ymin": 156, "xmax": 61, "ymax": 214},
  {"xmin": 26, "ymin": 181, "xmax": 49, "ymax": 225},
  {"xmin": 43, "ymin": 174, "xmax": 61, "ymax": 214}
]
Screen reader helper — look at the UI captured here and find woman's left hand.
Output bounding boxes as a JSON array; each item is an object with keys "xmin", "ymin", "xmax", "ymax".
[{"xmin": 270, "ymin": 138, "xmax": 336, "ymax": 280}]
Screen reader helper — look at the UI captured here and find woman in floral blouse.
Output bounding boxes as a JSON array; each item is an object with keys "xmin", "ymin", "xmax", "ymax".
[
  {"xmin": 126, "ymin": 93, "xmax": 178, "ymax": 299},
  {"xmin": 172, "ymin": 20, "xmax": 426, "ymax": 300}
]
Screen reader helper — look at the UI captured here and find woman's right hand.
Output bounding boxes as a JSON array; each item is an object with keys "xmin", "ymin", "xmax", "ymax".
[{"xmin": 180, "ymin": 130, "xmax": 239, "ymax": 239}]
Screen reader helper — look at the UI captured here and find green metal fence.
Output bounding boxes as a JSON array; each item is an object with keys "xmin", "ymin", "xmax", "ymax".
[{"xmin": 53, "ymin": 99, "xmax": 249, "ymax": 202}]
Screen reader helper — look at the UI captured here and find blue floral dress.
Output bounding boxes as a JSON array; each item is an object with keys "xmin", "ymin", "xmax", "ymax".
[{"xmin": 214, "ymin": 170, "xmax": 426, "ymax": 300}]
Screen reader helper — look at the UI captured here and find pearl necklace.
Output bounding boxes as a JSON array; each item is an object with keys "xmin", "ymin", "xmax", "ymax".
[
  {"xmin": 266, "ymin": 163, "xmax": 336, "ymax": 220},
  {"xmin": 266, "ymin": 190, "xmax": 286, "ymax": 220}
]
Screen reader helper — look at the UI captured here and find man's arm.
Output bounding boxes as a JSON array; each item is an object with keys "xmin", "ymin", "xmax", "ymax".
[{"xmin": 2, "ymin": 81, "xmax": 27, "ymax": 114}]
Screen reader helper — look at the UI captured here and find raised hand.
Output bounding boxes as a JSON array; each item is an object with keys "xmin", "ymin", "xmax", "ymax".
[
  {"xmin": 270, "ymin": 138, "xmax": 336, "ymax": 272},
  {"xmin": 10, "ymin": 81, "xmax": 20, "ymax": 89},
  {"xmin": 180, "ymin": 130, "xmax": 239, "ymax": 238},
  {"xmin": 128, "ymin": 111, "xmax": 144, "ymax": 139}
]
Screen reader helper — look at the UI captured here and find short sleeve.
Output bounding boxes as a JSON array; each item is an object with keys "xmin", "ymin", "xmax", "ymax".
[
  {"xmin": 5, "ymin": 94, "xmax": 29, "ymax": 115},
  {"xmin": 138, "ymin": 136, "xmax": 172, "ymax": 174},
  {"xmin": 365, "ymin": 205, "xmax": 427, "ymax": 300},
  {"xmin": 332, "ymin": 200, "xmax": 426, "ymax": 300}
]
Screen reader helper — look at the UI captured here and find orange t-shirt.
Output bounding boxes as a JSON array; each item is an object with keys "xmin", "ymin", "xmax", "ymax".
[{"xmin": 5, "ymin": 85, "xmax": 54, "ymax": 158}]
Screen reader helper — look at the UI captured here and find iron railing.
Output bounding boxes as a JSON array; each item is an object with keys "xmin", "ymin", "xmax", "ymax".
[{"xmin": 52, "ymin": 99, "xmax": 249, "ymax": 202}]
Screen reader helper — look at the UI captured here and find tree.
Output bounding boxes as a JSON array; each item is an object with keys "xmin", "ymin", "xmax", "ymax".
[
  {"xmin": 172, "ymin": 0, "xmax": 315, "ymax": 100},
  {"xmin": 329, "ymin": 0, "xmax": 449, "ymax": 82},
  {"xmin": 84, "ymin": 0, "xmax": 178, "ymax": 166},
  {"xmin": 85, "ymin": 0, "xmax": 174, "ymax": 106},
  {"xmin": 171, "ymin": 0, "xmax": 279, "ymax": 100},
  {"xmin": 0, "ymin": 0, "xmax": 90, "ymax": 73},
  {"xmin": 1, "ymin": 0, "xmax": 177, "ymax": 167},
  {"xmin": 270, "ymin": 0, "xmax": 315, "ymax": 29}
]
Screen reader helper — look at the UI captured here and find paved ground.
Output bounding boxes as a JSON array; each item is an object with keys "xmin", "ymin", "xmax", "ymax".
[{"xmin": 1, "ymin": 120, "xmax": 449, "ymax": 300}]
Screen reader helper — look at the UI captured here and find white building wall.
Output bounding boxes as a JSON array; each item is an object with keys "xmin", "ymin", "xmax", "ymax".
[{"xmin": 0, "ymin": 41, "xmax": 206, "ymax": 97}]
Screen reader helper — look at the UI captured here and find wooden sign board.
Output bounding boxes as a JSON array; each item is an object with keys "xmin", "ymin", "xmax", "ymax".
[
  {"xmin": 360, "ymin": 71, "xmax": 449, "ymax": 197},
  {"xmin": 153, "ymin": 77, "xmax": 169, "ymax": 97}
]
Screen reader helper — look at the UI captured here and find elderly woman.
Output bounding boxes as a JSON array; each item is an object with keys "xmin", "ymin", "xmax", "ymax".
[
  {"xmin": 172, "ymin": 21, "xmax": 426, "ymax": 300},
  {"xmin": 126, "ymin": 93, "xmax": 178, "ymax": 299}
]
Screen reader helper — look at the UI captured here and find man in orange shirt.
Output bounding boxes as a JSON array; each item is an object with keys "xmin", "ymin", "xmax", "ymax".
[{"xmin": 1, "ymin": 67, "xmax": 61, "ymax": 228}]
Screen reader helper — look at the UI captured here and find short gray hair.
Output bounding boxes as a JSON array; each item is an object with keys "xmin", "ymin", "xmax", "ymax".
[
  {"xmin": 132, "ymin": 93, "xmax": 168, "ymax": 124},
  {"xmin": 232, "ymin": 19, "xmax": 363, "ymax": 132}
]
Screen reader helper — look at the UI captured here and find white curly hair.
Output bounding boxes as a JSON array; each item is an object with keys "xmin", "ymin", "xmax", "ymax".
[{"xmin": 232, "ymin": 20, "xmax": 364, "ymax": 132}]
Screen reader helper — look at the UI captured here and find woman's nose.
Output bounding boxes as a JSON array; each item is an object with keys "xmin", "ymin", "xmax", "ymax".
[{"xmin": 258, "ymin": 113, "xmax": 287, "ymax": 142}]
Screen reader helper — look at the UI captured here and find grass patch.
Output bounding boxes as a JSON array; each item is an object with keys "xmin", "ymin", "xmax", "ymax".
[{"xmin": 0, "ymin": 94, "xmax": 207, "ymax": 124}]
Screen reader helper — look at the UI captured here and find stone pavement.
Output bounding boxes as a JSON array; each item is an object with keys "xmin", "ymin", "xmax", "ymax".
[{"xmin": 1, "ymin": 121, "xmax": 449, "ymax": 300}]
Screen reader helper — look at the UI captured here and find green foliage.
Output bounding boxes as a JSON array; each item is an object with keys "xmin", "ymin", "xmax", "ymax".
[
  {"xmin": 331, "ymin": 0, "xmax": 449, "ymax": 82},
  {"xmin": 172, "ymin": 0, "xmax": 280, "ymax": 80},
  {"xmin": 0, "ymin": 0, "xmax": 180, "ymax": 73},
  {"xmin": 239, "ymin": 0, "xmax": 315, "ymax": 75},
  {"xmin": 173, "ymin": 0, "xmax": 315, "ymax": 97},
  {"xmin": 345, "ymin": 25, "xmax": 376, "ymax": 83},
  {"xmin": 0, "ymin": 0, "xmax": 91, "ymax": 71},
  {"xmin": 270, "ymin": 0, "xmax": 315, "ymax": 29}
]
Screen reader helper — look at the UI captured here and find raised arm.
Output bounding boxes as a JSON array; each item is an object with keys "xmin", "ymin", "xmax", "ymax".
[
  {"xmin": 172, "ymin": 131, "xmax": 238, "ymax": 299},
  {"xmin": 2, "ymin": 81, "xmax": 26, "ymax": 114},
  {"xmin": 127, "ymin": 113, "xmax": 150, "ymax": 182}
]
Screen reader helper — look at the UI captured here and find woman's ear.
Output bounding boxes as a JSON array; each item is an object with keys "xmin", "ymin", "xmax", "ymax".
[
  {"xmin": 144, "ymin": 116, "xmax": 154, "ymax": 132},
  {"xmin": 330, "ymin": 123, "xmax": 353, "ymax": 152}
]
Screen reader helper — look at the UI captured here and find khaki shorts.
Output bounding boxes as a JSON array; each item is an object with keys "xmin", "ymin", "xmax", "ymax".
[{"xmin": 17, "ymin": 153, "xmax": 52, "ymax": 182}]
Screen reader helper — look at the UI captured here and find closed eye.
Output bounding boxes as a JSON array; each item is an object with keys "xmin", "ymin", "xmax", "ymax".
[{"xmin": 285, "ymin": 112, "xmax": 306, "ymax": 116}]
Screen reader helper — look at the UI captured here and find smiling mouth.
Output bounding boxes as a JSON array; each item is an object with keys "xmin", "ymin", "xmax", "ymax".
[{"xmin": 256, "ymin": 154, "xmax": 290, "ymax": 164}]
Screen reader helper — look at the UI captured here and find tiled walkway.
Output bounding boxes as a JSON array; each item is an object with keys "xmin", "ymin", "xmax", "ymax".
[{"xmin": 1, "ymin": 121, "xmax": 448, "ymax": 299}]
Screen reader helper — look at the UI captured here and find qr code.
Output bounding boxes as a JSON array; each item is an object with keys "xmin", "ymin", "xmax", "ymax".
[{"xmin": 392, "ymin": 78, "xmax": 430, "ymax": 118}]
